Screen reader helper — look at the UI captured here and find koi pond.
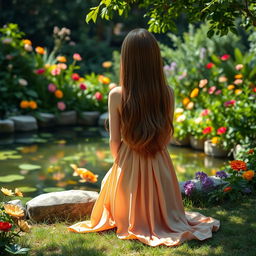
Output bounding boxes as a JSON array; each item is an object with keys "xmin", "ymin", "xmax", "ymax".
[{"xmin": 0, "ymin": 126, "xmax": 227, "ymax": 203}]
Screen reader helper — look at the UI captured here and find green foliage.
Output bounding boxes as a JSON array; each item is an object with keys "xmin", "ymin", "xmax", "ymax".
[{"xmin": 86, "ymin": 0, "xmax": 256, "ymax": 36}]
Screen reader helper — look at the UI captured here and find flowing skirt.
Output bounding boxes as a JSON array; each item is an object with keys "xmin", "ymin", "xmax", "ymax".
[{"xmin": 68, "ymin": 141, "xmax": 220, "ymax": 247}]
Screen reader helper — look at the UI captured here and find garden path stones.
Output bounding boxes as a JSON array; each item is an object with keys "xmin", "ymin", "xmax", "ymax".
[
  {"xmin": 98, "ymin": 112, "xmax": 108, "ymax": 126},
  {"xmin": 10, "ymin": 115, "xmax": 38, "ymax": 132},
  {"xmin": 78, "ymin": 111, "xmax": 100, "ymax": 126},
  {"xmin": 26, "ymin": 190, "xmax": 99, "ymax": 223},
  {"xmin": 37, "ymin": 113, "xmax": 56, "ymax": 127},
  {"xmin": 56, "ymin": 110, "xmax": 77, "ymax": 126},
  {"xmin": 0, "ymin": 119, "xmax": 15, "ymax": 133}
]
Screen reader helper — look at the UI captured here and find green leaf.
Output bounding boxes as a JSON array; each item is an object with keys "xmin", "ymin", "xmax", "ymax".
[
  {"xmin": 18, "ymin": 164, "xmax": 41, "ymax": 171},
  {"xmin": 43, "ymin": 187, "xmax": 65, "ymax": 193},
  {"xmin": 0, "ymin": 174, "xmax": 25, "ymax": 182},
  {"xmin": 234, "ymin": 48, "xmax": 243, "ymax": 63}
]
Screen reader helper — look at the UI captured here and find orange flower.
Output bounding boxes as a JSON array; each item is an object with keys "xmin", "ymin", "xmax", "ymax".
[
  {"xmin": 247, "ymin": 149, "xmax": 254, "ymax": 154},
  {"xmin": 182, "ymin": 97, "xmax": 190, "ymax": 106},
  {"xmin": 56, "ymin": 56, "xmax": 67, "ymax": 62},
  {"xmin": 227, "ymin": 84, "xmax": 235, "ymax": 90},
  {"xmin": 20, "ymin": 100, "xmax": 29, "ymax": 109},
  {"xmin": 223, "ymin": 186, "xmax": 232, "ymax": 192},
  {"xmin": 18, "ymin": 219, "xmax": 31, "ymax": 232},
  {"xmin": 242, "ymin": 170, "xmax": 254, "ymax": 181},
  {"xmin": 35, "ymin": 46, "xmax": 45, "ymax": 55},
  {"xmin": 230, "ymin": 160, "xmax": 247, "ymax": 171},
  {"xmin": 4, "ymin": 204, "xmax": 24, "ymax": 218},
  {"xmin": 190, "ymin": 88, "xmax": 199, "ymax": 98},
  {"xmin": 28, "ymin": 101, "xmax": 37, "ymax": 109},
  {"xmin": 234, "ymin": 74, "xmax": 243, "ymax": 79},
  {"xmin": 55, "ymin": 90, "xmax": 63, "ymax": 99},
  {"xmin": 22, "ymin": 39, "xmax": 32, "ymax": 45},
  {"xmin": 102, "ymin": 61, "xmax": 112, "ymax": 68},
  {"xmin": 1, "ymin": 187, "xmax": 14, "ymax": 196},
  {"xmin": 15, "ymin": 188, "xmax": 23, "ymax": 197},
  {"xmin": 235, "ymin": 89, "xmax": 242, "ymax": 95},
  {"xmin": 98, "ymin": 75, "xmax": 111, "ymax": 84}
]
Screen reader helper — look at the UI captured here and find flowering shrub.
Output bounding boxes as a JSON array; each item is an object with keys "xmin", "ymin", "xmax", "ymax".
[{"xmin": 0, "ymin": 187, "xmax": 30, "ymax": 255}]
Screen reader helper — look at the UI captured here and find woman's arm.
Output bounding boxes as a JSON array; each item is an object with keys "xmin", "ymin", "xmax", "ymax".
[
  {"xmin": 108, "ymin": 87, "xmax": 122, "ymax": 160},
  {"xmin": 168, "ymin": 86, "xmax": 175, "ymax": 143}
]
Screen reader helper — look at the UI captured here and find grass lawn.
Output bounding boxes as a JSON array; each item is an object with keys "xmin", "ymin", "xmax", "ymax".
[{"xmin": 20, "ymin": 197, "xmax": 256, "ymax": 256}]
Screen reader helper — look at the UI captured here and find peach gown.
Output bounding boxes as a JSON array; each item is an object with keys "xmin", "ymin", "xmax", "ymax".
[{"xmin": 68, "ymin": 141, "xmax": 220, "ymax": 247}]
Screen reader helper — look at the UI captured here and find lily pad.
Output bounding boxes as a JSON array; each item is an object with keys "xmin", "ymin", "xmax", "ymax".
[
  {"xmin": 18, "ymin": 186, "xmax": 37, "ymax": 193},
  {"xmin": 43, "ymin": 187, "xmax": 65, "ymax": 193},
  {"xmin": 19, "ymin": 164, "xmax": 41, "ymax": 171},
  {"xmin": 0, "ymin": 174, "xmax": 25, "ymax": 182},
  {"xmin": 8, "ymin": 155, "xmax": 22, "ymax": 159}
]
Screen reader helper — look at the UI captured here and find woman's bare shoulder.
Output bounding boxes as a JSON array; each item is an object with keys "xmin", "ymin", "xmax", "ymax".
[{"xmin": 108, "ymin": 86, "xmax": 122, "ymax": 106}]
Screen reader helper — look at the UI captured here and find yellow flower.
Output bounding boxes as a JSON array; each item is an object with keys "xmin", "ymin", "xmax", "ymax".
[
  {"xmin": 56, "ymin": 56, "xmax": 67, "ymax": 62},
  {"xmin": 18, "ymin": 220, "xmax": 31, "ymax": 232},
  {"xmin": 218, "ymin": 76, "xmax": 227, "ymax": 83},
  {"xmin": 35, "ymin": 46, "xmax": 45, "ymax": 55},
  {"xmin": 28, "ymin": 101, "xmax": 38, "ymax": 109},
  {"xmin": 235, "ymin": 74, "xmax": 243, "ymax": 79},
  {"xmin": 227, "ymin": 84, "xmax": 235, "ymax": 90},
  {"xmin": 190, "ymin": 88, "xmax": 199, "ymax": 98},
  {"xmin": 22, "ymin": 39, "xmax": 32, "ymax": 45},
  {"xmin": 235, "ymin": 89, "xmax": 242, "ymax": 95},
  {"xmin": 186, "ymin": 101, "xmax": 194, "ymax": 110},
  {"xmin": 15, "ymin": 188, "xmax": 23, "ymax": 197},
  {"xmin": 98, "ymin": 75, "xmax": 111, "ymax": 84},
  {"xmin": 102, "ymin": 61, "xmax": 112, "ymax": 68},
  {"xmin": 1, "ymin": 187, "xmax": 14, "ymax": 196},
  {"xmin": 242, "ymin": 170, "xmax": 254, "ymax": 181},
  {"xmin": 4, "ymin": 204, "xmax": 24, "ymax": 218},
  {"xmin": 20, "ymin": 100, "xmax": 29, "ymax": 109},
  {"xmin": 79, "ymin": 77, "xmax": 85, "ymax": 82},
  {"xmin": 55, "ymin": 90, "xmax": 64, "ymax": 99},
  {"xmin": 211, "ymin": 137, "xmax": 220, "ymax": 144},
  {"xmin": 182, "ymin": 97, "xmax": 190, "ymax": 107}
]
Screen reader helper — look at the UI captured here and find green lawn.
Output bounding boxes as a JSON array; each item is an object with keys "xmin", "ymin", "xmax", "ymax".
[{"xmin": 20, "ymin": 198, "xmax": 256, "ymax": 256}]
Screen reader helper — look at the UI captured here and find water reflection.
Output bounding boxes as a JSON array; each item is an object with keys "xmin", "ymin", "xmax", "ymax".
[{"xmin": 0, "ymin": 127, "xmax": 228, "ymax": 199}]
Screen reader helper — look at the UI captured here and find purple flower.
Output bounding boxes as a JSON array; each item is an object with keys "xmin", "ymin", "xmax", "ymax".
[
  {"xmin": 216, "ymin": 170, "xmax": 228, "ymax": 179},
  {"xmin": 183, "ymin": 180, "xmax": 196, "ymax": 196},
  {"xmin": 195, "ymin": 171, "xmax": 208, "ymax": 182},
  {"xmin": 201, "ymin": 177, "xmax": 214, "ymax": 190}
]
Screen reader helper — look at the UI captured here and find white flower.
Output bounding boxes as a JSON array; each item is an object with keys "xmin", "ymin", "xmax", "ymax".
[
  {"xmin": 195, "ymin": 117, "xmax": 202, "ymax": 124},
  {"xmin": 175, "ymin": 108, "xmax": 184, "ymax": 114},
  {"xmin": 18, "ymin": 78, "xmax": 28, "ymax": 86},
  {"xmin": 176, "ymin": 114, "xmax": 186, "ymax": 122},
  {"xmin": 24, "ymin": 44, "xmax": 33, "ymax": 52}
]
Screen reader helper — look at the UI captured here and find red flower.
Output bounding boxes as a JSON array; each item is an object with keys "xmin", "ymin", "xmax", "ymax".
[
  {"xmin": 223, "ymin": 186, "xmax": 232, "ymax": 192},
  {"xmin": 220, "ymin": 54, "xmax": 230, "ymax": 61},
  {"xmin": 247, "ymin": 149, "xmax": 254, "ymax": 154},
  {"xmin": 94, "ymin": 92, "xmax": 103, "ymax": 101},
  {"xmin": 205, "ymin": 62, "xmax": 214, "ymax": 69},
  {"xmin": 224, "ymin": 100, "xmax": 236, "ymax": 107},
  {"xmin": 253, "ymin": 87, "xmax": 256, "ymax": 93},
  {"xmin": 200, "ymin": 109, "xmax": 210, "ymax": 116},
  {"xmin": 217, "ymin": 127, "xmax": 227, "ymax": 135},
  {"xmin": 0, "ymin": 221, "xmax": 12, "ymax": 232},
  {"xmin": 71, "ymin": 73, "xmax": 80, "ymax": 81},
  {"xmin": 35, "ymin": 68, "xmax": 45, "ymax": 74},
  {"xmin": 230, "ymin": 160, "xmax": 247, "ymax": 171},
  {"xmin": 202, "ymin": 126, "xmax": 212, "ymax": 134},
  {"xmin": 80, "ymin": 83, "xmax": 87, "ymax": 90}
]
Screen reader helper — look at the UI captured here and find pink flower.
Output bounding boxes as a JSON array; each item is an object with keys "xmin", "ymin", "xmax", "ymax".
[
  {"xmin": 71, "ymin": 73, "xmax": 80, "ymax": 81},
  {"xmin": 217, "ymin": 127, "xmax": 227, "ymax": 135},
  {"xmin": 57, "ymin": 63, "xmax": 67, "ymax": 70},
  {"xmin": 221, "ymin": 54, "xmax": 230, "ymax": 61},
  {"xmin": 235, "ymin": 64, "xmax": 243, "ymax": 70},
  {"xmin": 73, "ymin": 53, "xmax": 82, "ymax": 61},
  {"xmin": 57, "ymin": 101, "xmax": 66, "ymax": 111},
  {"xmin": 48, "ymin": 83, "xmax": 57, "ymax": 92},
  {"xmin": 202, "ymin": 126, "xmax": 212, "ymax": 134},
  {"xmin": 208, "ymin": 86, "xmax": 216, "ymax": 94},
  {"xmin": 51, "ymin": 68, "xmax": 61, "ymax": 76},
  {"xmin": 80, "ymin": 83, "xmax": 87, "ymax": 90},
  {"xmin": 205, "ymin": 63, "xmax": 214, "ymax": 69},
  {"xmin": 234, "ymin": 79, "xmax": 243, "ymax": 85},
  {"xmin": 215, "ymin": 89, "xmax": 222, "ymax": 95},
  {"xmin": 200, "ymin": 109, "xmax": 210, "ymax": 116},
  {"xmin": 95, "ymin": 92, "xmax": 103, "ymax": 101},
  {"xmin": 224, "ymin": 100, "xmax": 236, "ymax": 107},
  {"xmin": 35, "ymin": 68, "xmax": 45, "ymax": 74}
]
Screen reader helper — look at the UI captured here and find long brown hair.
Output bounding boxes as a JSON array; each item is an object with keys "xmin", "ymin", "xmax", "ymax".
[{"xmin": 120, "ymin": 28, "xmax": 174, "ymax": 157}]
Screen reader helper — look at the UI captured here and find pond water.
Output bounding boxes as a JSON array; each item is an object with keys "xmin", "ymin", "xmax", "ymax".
[{"xmin": 0, "ymin": 126, "xmax": 227, "ymax": 203}]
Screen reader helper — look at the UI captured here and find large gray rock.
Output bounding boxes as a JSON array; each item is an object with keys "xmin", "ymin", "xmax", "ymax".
[
  {"xmin": 0, "ymin": 119, "xmax": 15, "ymax": 133},
  {"xmin": 10, "ymin": 115, "xmax": 38, "ymax": 132},
  {"xmin": 189, "ymin": 136, "xmax": 205, "ymax": 151},
  {"xmin": 78, "ymin": 111, "xmax": 100, "ymax": 126},
  {"xmin": 56, "ymin": 111, "xmax": 77, "ymax": 126},
  {"xmin": 26, "ymin": 190, "xmax": 99, "ymax": 223},
  {"xmin": 98, "ymin": 112, "xmax": 108, "ymax": 127},
  {"xmin": 204, "ymin": 140, "xmax": 229, "ymax": 158},
  {"xmin": 37, "ymin": 112, "xmax": 56, "ymax": 127}
]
